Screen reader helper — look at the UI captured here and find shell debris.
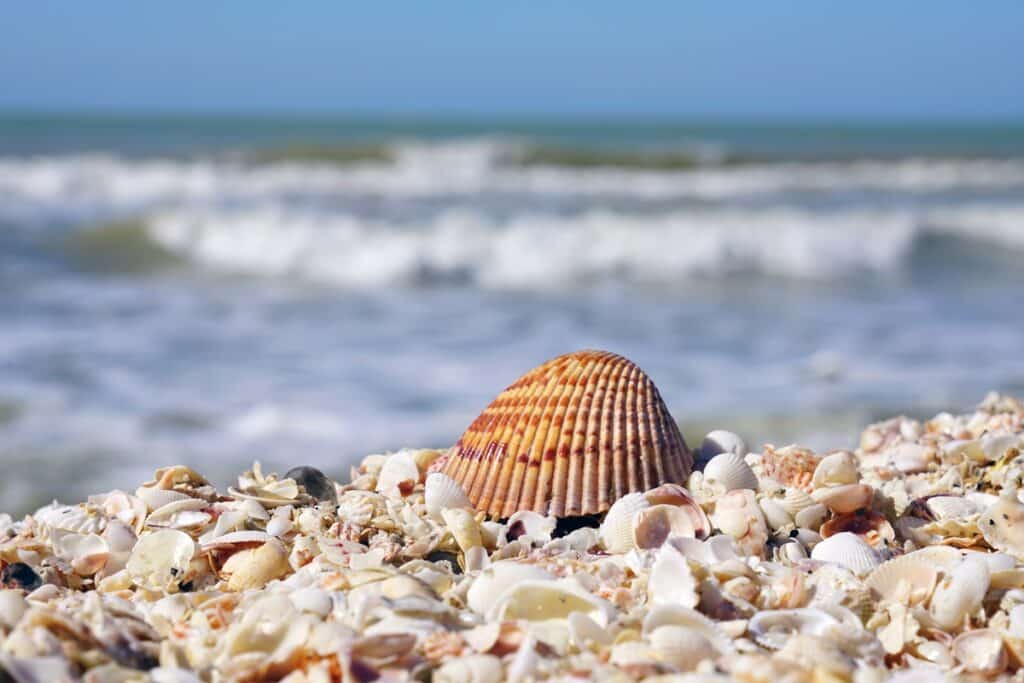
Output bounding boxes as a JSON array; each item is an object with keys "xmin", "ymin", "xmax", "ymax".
[{"xmin": 4, "ymin": 393, "xmax": 1024, "ymax": 679}]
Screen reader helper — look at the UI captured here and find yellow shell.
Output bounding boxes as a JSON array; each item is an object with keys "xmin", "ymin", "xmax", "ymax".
[{"xmin": 437, "ymin": 350, "xmax": 692, "ymax": 518}]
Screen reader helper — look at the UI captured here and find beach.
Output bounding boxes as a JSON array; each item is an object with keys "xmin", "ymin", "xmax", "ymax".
[{"xmin": 2, "ymin": 115, "xmax": 1023, "ymax": 513}]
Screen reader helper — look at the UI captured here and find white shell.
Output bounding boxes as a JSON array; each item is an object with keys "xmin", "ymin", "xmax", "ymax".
[
  {"xmin": 759, "ymin": 498, "xmax": 794, "ymax": 531},
  {"xmin": 54, "ymin": 532, "xmax": 109, "ymax": 576},
  {"xmin": 599, "ymin": 492, "xmax": 651, "ymax": 553},
  {"xmin": 434, "ymin": 655, "xmax": 503, "ymax": 683},
  {"xmin": 375, "ymin": 450, "xmax": 421, "ymax": 498},
  {"xmin": 424, "ymin": 472, "xmax": 471, "ymax": 521},
  {"xmin": 466, "ymin": 561, "xmax": 555, "ymax": 615},
  {"xmin": 440, "ymin": 507, "xmax": 482, "ymax": 552},
  {"xmin": 0, "ymin": 591, "xmax": 27, "ymax": 630},
  {"xmin": 135, "ymin": 486, "xmax": 191, "ymax": 511},
  {"xmin": 778, "ymin": 487, "xmax": 816, "ymax": 516},
  {"xmin": 289, "ymin": 587, "xmax": 333, "ymax": 617},
  {"xmin": 747, "ymin": 608, "xmax": 839, "ymax": 650},
  {"xmin": 488, "ymin": 578, "xmax": 615, "ymax": 626},
  {"xmin": 648, "ymin": 545, "xmax": 698, "ymax": 608},
  {"xmin": 812, "ymin": 451, "xmax": 860, "ymax": 489},
  {"xmin": 568, "ymin": 611, "xmax": 612, "ymax": 649},
  {"xmin": 865, "ymin": 554, "xmax": 939, "ymax": 605},
  {"xmin": 126, "ymin": 529, "xmax": 195, "ymax": 591},
  {"xmin": 200, "ymin": 530, "xmax": 271, "ymax": 552},
  {"xmin": 699, "ymin": 430, "xmax": 747, "ymax": 461},
  {"xmin": 507, "ymin": 510, "xmax": 556, "ymax": 544},
  {"xmin": 809, "ymin": 532, "xmax": 880, "ymax": 576},
  {"xmin": 930, "ymin": 554, "xmax": 990, "ymax": 630},
  {"xmin": 703, "ymin": 452, "xmax": 758, "ymax": 492},
  {"xmin": 648, "ymin": 625, "xmax": 715, "ymax": 670},
  {"xmin": 811, "ymin": 483, "xmax": 874, "ymax": 514},
  {"xmin": 925, "ymin": 495, "xmax": 979, "ymax": 521},
  {"xmin": 32, "ymin": 503, "xmax": 106, "ymax": 537},
  {"xmin": 632, "ymin": 504, "xmax": 701, "ymax": 550},
  {"xmin": 794, "ymin": 502, "xmax": 828, "ymax": 530},
  {"xmin": 641, "ymin": 605, "xmax": 735, "ymax": 656},
  {"xmin": 952, "ymin": 629, "xmax": 1007, "ymax": 676}
]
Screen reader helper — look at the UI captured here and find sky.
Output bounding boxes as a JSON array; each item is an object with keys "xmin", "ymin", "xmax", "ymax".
[{"xmin": 1, "ymin": 2, "xmax": 1022, "ymax": 120}]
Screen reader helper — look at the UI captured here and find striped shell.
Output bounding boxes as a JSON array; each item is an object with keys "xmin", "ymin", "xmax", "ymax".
[{"xmin": 437, "ymin": 350, "xmax": 692, "ymax": 518}]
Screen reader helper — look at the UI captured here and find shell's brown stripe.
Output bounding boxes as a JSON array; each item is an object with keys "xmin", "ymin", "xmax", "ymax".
[
  {"xmin": 500, "ymin": 357, "xmax": 565, "ymax": 518},
  {"xmin": 545, "ymin": 356, "xmax": 589, "ymax": 516},
  {"xmin": 610, "ymin": 360, "xmax": 632, "ymax": 502},
  {"xmin": 626, "ymin": 365, "xmax": 643, "ymax": 493},
  {"xmin": 534, "ymin": 356, "xmax": 589, "ymax": 515},
  {"xmin": 524, "ymin": 354, "xmax": 584, "ymax": 513},
  {"xmin": 651, "ymin": 384, "xmax": 680, "ymax": 485},
  {"xmin": 655, "ymin": 381, "xmax": 690, "ymax": 481},
  {"xmin": 597, "ymin": 357, "xmax": 629, "ymax": 511},
  {"xmin": 472, "ymin": 380, "xmax": 533, "ymax": 516},
  {"xmin": 482, "ymin": 360, "xmax": 554, "ymax": 517},
  {"xmin": 639, "ymin": 377, "xmax": 662, "ymax": 489},
  {"xmin": 583, "ymin": 356, "xmax": 617, "ymax": 514},
  {"xmin": 564, "ymin": 353, "xmax": 602, "ymax": 516}
]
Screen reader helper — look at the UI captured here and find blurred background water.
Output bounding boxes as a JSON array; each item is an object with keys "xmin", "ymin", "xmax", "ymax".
[
  {"xmin": 3, "ymin": 115, "xmax": 1024, "ymax": 510},
  {"xmin": 1, "ymin": 3, "xmax": 1023, "ymax": 512}
]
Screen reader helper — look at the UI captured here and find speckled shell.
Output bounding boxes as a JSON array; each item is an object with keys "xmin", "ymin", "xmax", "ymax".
[{"xmin": 437, "ymin": 350, "xmax": 692, "ymax": 518}]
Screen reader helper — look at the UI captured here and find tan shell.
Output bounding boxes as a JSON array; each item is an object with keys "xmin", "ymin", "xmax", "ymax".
[
  {"xmin": 436, "ymin": 350, "xmax": 692, "ymax": 518},
  {"xmin": 760, "ymin": 445, "xmax": 821, "ymax": 493}
]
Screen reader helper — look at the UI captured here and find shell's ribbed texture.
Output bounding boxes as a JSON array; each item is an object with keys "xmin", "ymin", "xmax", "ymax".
[{"xmin": 441, "ymin": 350, "xmax": 692, "ymax": 518}]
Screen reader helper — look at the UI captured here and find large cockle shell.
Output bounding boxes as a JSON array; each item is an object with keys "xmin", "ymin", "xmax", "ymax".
[
  {"xmin": 703, "ymin": 452, "xmax": 758, "ymax": 492},
  {"xmin": 810, "ymin": 532, "xmax": 880, "ymax": 576},
  {"xmin": 436, "ymin": 350, "xmax": 693, "ymax": 518}
]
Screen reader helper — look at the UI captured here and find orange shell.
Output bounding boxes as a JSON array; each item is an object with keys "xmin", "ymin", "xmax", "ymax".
[{"xmin": 436, "ymin": 350, "xmax": 692, "ymax": 518}]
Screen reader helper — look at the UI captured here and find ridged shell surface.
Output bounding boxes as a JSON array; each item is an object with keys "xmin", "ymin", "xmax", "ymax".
[{"xmin": 439, "ymin": 350, "xmax": 692, "ymax": 518}]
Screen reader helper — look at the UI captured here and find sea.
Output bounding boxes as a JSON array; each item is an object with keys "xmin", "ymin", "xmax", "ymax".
[{"xmin": 2, "ymin": 113, "xmax": 1023, "ymax": 511}]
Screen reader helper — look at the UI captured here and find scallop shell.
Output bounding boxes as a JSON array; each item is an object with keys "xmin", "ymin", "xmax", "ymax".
[
  {"xmin": 424, "ymin": 472, "xmax": 472, "ymax": 522},
  {"xmin": 703, "ymin": 452, "xmax": 758, "ymax": 492},
  {"xmin": 599, "ymin": 491, "xmax": 651, "ymax": 553},
  {"xmin": 777, "ymin": 487, "xmax": 816, "ymax": 516},
  {"xmin": 865, "ymin": 554, "xmax": 939, "ymax": 605},
  {"xmin": 809, "ymin": 532, "xmax": 880, "ymax": 576},
  {"xmin": 436, "ymin": 350, "xmax": 693, "ymax": 518}
]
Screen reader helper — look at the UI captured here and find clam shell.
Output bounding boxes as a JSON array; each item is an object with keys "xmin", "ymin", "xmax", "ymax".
[
  {"xmin": 376, "ymin": 450, "xmax": 421, "ymax": 498},
  {"xmin": 703, "ymin": 452, "xmax": 758, "ymax": 492},
  {"xmin": 222, "ymin": 539, "xmax": 290, "ymax": 591},
  {"xmin": 952, "ymin": 629, "xmax": 1008, "ymax": 676},
  {"xmin": 698, "ymin": 430, "xmax": 747, "ymax": 463},
  {"xmin": 126, "ymin": 529, "xmax": 195, "ymax": 592},
  {"xmin": 865, "ymin": 554, "xmax": 939, "ymax": 605},
  {"xmin": 488, "ymin": 578, "xmax": 615, "ymax": 626},
  {"xmin": 648, "ymin": 545, "xmax": 698, "ymax": 607},
  {"xmin": 929, "ymin": 554, "xmax": 990, "ymax": 630},
  {"xmin": 466, "ymin": 561, "xmax": 555, "ymax": 615},
  {"xmin": 424, "ymin": 472, "xmax": 471, "ymax": 522},
  {"xmin": 599, "ymin": 492, "xmax": 651, "ymax": 553},
  {"xmin": 747, "ymin": 608, "xmax": 839, "ymax": 650},
  {"xmin": 925, "ymin": 495, "xmax": 979, "ymax": 521},
  {"xmin": 809, "ymin": 532, "xmax": 880, "ymax": 576},
  {"xmin": 648, "ymin": 625, "xmax": 716, "ymax": 670},
  {"xmin": 641, "ymin": 605, "xmax": 735, "ymax": 655},
  {"xmin": 632, "ymin": 504, "xmax": 702, "ymax": 550},
  {"xmin": 811, "ymin": 451, "xmax": 859, "ymax": 489},
  {"xmin": 437, "ymin": 350, "xmax": 692, "ymax": 518},
  {"xmin": 811, "ymin": 483, "xmax": 874, "ymax": 514}
]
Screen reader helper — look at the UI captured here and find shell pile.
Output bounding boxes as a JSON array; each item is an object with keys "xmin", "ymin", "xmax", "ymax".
[{"xmin": 4, "ymin": 394, "xmax": 1024, "ymax": 681}]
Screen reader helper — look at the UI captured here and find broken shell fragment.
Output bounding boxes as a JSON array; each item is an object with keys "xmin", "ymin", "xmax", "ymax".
[
  {"xmin": 952, "ymin": 628, "xmax": 1007, "ymax": 676},
  {"xmin": 126, "ymin": 529, "xmax": 195, "ymax": 592},
  {"xmin": 437, "ymin": 350, "xmax": 693, "ymax": 518}
]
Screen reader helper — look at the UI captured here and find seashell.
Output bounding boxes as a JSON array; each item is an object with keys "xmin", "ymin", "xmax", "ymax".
[
  {"xmin": 283, "ymin": 466, "xmax": 337, "ymax": 503},
  {"xmin": 648, "ymin": 545, "xmax": 698, "ymax": 607},
  {"xmin": 758, "ymin": 498, "xmax": 793, "ymax": 532},
  {"xmin": 375, "ymin": 450, "xmax": 421, "ymax": 498},
  {"xmin": 809, "ymin": 532, "xmax": 880, "ymax": 576},
  {"xmin": 821, "ymin": 510, "xmax": 895, "ymax": 548},
  {"xmin": 135, "ymin": 486, "xmax": 192, "ymax": 512},
  {"xmin": 777, "ymin": 487, "xmax": 816, "ymax": 516},
  {"xmin": 698, "ymin": 430, "xmax": 747, "ymax": 464},
  {"xmin": 925, "ymin": 495, "xmax": 979, "ymax": 521},
  {"xmin": 887, "ymin": 442, "xmax": 934, "ymax": 474},
  {"xmin": 599, "ymin": 492, "xmax": 651, "ymax": 553},
  {"xmin": 54, "ymin": 532, "xmax": 109, "ymax": 576},
  {"xmin": 126, "ymin": 529, "xmax": 195, "ymax": 592},
  {"xmin": 640, "ymin": 605, "xmax": 735, "ymax": 655},
  {"xmin": 466, "ymin": 561, "xmax": 555, "ymax": 615},
  {"xmin": 703, "ymin": 452, "xmax": 758, "ymax": 492},
  {"xmin": 746, "ymin": 608, "xmax": 839, "ymax": 650},
  {"xmin": 643, "ymin": 484, "xmax": 712, "ymax": 539},
  {"xmin": 488, "ymin": 578, "xmax": 615, "ymax": 626},
  {"xmin": 930, "ymin": 554, "xmax": 990, "ymax": 630},
  {"xmin": 32, "ymin": 503, "xmax": 106, "ymax": 537},
  {"xmin": 793, "ymin": 503, "xmax": 828, "ymax": 530},
  {"xmin": 436, "ymin": 350, "xmax": 693, "ymax": 518},
  {"xmin": 760, "ymin": 445, "xmax": 821, "ymax": 493},
  {"xmin": 424, "ymin": 472, "xmax": 471, "ymax": 522},
  {"xmin": 632, "ymin": 504, "xmax": 702, "ymax": 549},
  {"xmin": 288, "ymin": 587, "xmax": 333, "ymax": 618},
  {"xmin": 648, "ymin": 625, "xmax": 717, "ymax": 670},
  {"xmin": 952, "ymin": 629, "xmax": 1007, "ymax": 676},
  {"xmin": 811, "ymin": 483, "xmax": 874, "ymax": 514},
  {"xmin": 146, "ymin": 498, "xmax": 212, "ymax": 530},
  {"xmin": 506, "ymin": 510, "xmax": 556, "ymax": 544},
  {"xmin": 980, "ymin": 496, "xmax": 1024, "ymax": 559},
  {"xmin": 865, "ymin": 554, "xmax": 939, "ymax": 605},
  {"xmin": 0, "ymin": 590, "xmax": 27, "ymax": 630},
  {"xmin": 568, "ymin": 611, "xmax": 612, "ymax": 649},
  {"xmin": 811, "ymin": 451, "xmax": 859, "ymax": 489},
  {"xmin": 199, "ymin": 530, "xmax": 271, "ymax": 552},
  {"xmin": 0, "ymin": 656, "xmax": 76, "ymax": 683},
  {"xmin": 710, "ymin": 489, "xmax": 768, "ymax": 557},
  {"xmin": 440, "ymin": 507, "xmax": 482, "ymax": 552},
  {"xmin": 434, "ymin": 654, "xmax": 504, "ymax": 683},
  {"xmin": 222, "ymin": 539, "xmax": 290, "ymax": 591}
]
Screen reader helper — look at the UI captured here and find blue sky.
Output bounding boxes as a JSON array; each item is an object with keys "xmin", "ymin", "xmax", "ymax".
[{"xmin": 1, "ymin": 2, "xmax": 1022, "ymax": 120}]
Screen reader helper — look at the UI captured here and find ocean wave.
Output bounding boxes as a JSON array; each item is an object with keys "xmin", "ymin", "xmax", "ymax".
[
  {"xmin": 4, "ymin": 146, "xmax": 1024, "ymax": 225},
  {"xmin": 73, "ymin": 204, "xmax": 1013, "ymax": 287}
]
